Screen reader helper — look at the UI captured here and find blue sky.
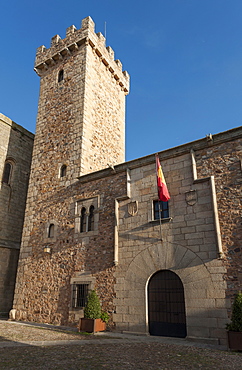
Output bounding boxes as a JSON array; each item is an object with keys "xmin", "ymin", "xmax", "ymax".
[{"xmin": 1, "ymin": 0, "xmax": 242, "ymax": 161}]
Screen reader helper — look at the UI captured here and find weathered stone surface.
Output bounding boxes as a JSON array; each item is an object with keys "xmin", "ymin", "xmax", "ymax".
[{"xmin": 0, "ymin": 114, "xmax": 34, "ymax": 315}]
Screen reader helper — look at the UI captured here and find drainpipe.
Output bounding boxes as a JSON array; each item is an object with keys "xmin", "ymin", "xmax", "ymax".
[{"xmin": 210, "ymin": 176, "xmax": 224, "ymax": 258}]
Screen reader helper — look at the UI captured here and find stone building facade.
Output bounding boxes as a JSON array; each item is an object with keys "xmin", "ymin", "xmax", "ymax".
[
  {"xmin": 113, "ymin": 128, "xmax": 241, "ymax": 344},
  {"xmin": 0, "ymin": 113, "xmax": 34, "ymax": 316},
  {"xmin": 11, "ymin": 17, "xmax": 241, "ymax": 346}
]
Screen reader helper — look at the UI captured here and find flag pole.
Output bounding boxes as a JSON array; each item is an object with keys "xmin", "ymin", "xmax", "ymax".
[
  {"xmin": 158, "ymin": 199, "xmax": 163, "ymax": 241},
  {"xmin": 156, "ymin": 153, "xmax": 163, "ymax": 241}
]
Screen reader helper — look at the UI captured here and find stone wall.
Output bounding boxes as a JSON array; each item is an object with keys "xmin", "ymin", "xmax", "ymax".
[
  {"xmin": 13, "ymin": 170, "xmax": 127, "ymax": 325},
  {"xmin": 112, "ymin": 127, "xmax": 241, "ymax": 346},
  {"xmin": 195, "ymin": 130, "xmax": 242, "ymax": 303},
  {"xmin": 0, "ymin": 247, "xmax": 19, "ymax": 315},
  {"xmin": 0, "ymin": 113, "xmax": 34, "ymax": 315}
]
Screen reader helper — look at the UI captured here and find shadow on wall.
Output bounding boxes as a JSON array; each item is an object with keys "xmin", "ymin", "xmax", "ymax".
[{"xmin": 2, "ymin": 249, "xmax": 20, "ymax": 316}]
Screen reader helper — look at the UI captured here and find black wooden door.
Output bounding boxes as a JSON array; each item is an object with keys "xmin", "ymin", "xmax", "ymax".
[{"xmin": 148, "ymin": 270, "xmax": 187, "ymax": 338}]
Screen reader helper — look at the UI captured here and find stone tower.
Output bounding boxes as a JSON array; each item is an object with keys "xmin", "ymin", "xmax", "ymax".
[
  {"xmin": 12, "ymin": 17, "xmax": 129, "ymax": 319},
  {"xmin": 33, "ymin": 16, "xmax": 129, "ymax": 183}
]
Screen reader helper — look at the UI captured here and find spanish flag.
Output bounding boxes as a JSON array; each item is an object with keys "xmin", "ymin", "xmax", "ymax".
[{"xmin": 156, "ymin": 154, "xmax": 170, "ymax": 202}]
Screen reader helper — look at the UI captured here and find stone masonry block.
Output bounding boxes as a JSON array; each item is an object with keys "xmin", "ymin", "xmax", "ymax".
[{"xmin": 187, "ymin": 326, "xmax": 210, "ymax": 338}]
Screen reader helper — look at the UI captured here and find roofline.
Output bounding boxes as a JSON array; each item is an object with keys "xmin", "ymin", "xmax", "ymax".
[
  {"xmin": 0, "ymin": 113, "xmax": 34, "ymax": 140},
  {"xmin": 77, "ymin": 125, "xmax": 242, "ymax": 184}
]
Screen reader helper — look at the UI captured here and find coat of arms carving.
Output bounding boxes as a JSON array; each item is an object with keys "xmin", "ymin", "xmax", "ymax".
[
  {"xmin": 185, "ymin": 190, "xmax": 197, "ymax": 206},
  {"xmin": 128, "ymin": 201, "xmax": 138, "ymax": 216}
]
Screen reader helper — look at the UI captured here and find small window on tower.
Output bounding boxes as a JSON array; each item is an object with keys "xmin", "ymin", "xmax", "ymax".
[
  {"xmin": 60, "ymin": 164, "xmax": 67, "ymax": 177},
  {"xmin": 58, "ymin": 69, "xmax": 64, "ymax": 83},
  {"xmin": 48, "ymin": 223, "xmax": 55, "ymax": 238}
]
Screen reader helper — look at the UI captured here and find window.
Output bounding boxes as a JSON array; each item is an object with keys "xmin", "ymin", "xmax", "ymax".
[
  {"xmin": 58, "ymin": 69, "xmax": 64, "ymax": 83},
  {"xmin": 88, "ymin": 205, "xmax": 95, "ymax": 232},
  {"xmin": 48, "ymin": 223, "xmax": 55, "ymax": 238},
  {"xmin": 80, "ymin": 206, "xmax": 95, "ymax": 233},
  {"xmin": 80, "ymin": 207, "xmax": 87, "ymax": 233},
  {"xmin": 45, "ymin": 221, "xmax": 58, "ymax": 241},
  {"xmin": 74, "ymin": 196, "xmax": 99, "ymax": 235},
  {"xmin": 2, "ymin": 162, "xmax": 12, "ymax": 184},
  {"xmin": 72, "ymin": 284, "xmax": 89, "ymax": 308},
  {"xmin": 60, "ymin": 164, "xmax": 67, "ymax": 177},
  {"xmin": 153, "ymin": 200, "xmax": 169, "ymax": 220}
]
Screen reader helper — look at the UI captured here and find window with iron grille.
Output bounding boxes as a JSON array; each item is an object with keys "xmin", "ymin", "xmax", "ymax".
[
  {"xmin": 153, "ymin": 200, "xmax": 169, "ymax": 220},
  {"xmin": 72, "ymin": 284, "xmax": 89, "ymax": 308}
]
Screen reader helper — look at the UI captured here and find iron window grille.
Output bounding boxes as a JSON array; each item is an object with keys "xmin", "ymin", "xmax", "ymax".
[{"xmin": 72, "ymin": 284, "xmax": 89, "ymax": 308}]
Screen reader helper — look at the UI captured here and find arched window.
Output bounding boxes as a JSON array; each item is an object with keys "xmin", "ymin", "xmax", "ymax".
[
  {"xmin": 48, "ymin": 223, "xmax": 55, "ymax": 238},
  {"xmin": 80, "ymin": 207, "xmax": 87, "ymax": 233},
  {"xmin": 60, "ymin": 164, "xmax": 67, "ymax": 177},
  {"xmin": 88, "ymin": 205, "xmax": 95, "ymax": 231},
  {"xmin": 58, "ymin": 69, "xmax": 64, "ymax": 83},
  {"xmin": 2, "ymin": 162, "xmax": 12, "ymax": 184}
]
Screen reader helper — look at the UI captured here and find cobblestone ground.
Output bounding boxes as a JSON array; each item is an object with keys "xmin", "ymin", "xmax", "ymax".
[{"xmin": 0, "ymin": 321, "xmax": 241, "ymax": 369}]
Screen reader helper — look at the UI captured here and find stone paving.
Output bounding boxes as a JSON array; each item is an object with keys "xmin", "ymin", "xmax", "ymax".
[{"xmin": 0, "ymin": 320, "xmax": 242, "ymax": 369}]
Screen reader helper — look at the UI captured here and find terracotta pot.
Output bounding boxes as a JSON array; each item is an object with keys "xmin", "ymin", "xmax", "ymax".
[
  {"xmin": 78, "ymin": 318, "xmax": 106, "ymax": 333},
  {"xmin": 227, "ymin": 331, "xmax": 242, "ymax": 351}
]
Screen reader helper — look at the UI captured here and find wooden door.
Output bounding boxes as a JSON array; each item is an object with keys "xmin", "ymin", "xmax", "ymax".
[{"xmin": 148, "ymin": 270, "xmax": 187, "ymax": 338}]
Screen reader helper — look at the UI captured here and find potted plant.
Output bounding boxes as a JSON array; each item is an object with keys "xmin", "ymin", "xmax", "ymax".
[
  {"xmin": 226, "ymin": 291, "xmax": 242, "ymax": 351},
  {"xmin": 78, "ymin": 290, "xmax": 108, "ymax": 333},
  {"xmin": 100, "ymin": 311, "xmax": 110, "ymax": 324}
]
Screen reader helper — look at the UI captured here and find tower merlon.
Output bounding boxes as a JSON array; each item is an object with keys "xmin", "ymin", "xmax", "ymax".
[
  {"xmin": 51, "ymin": 34, "xmax": 61, "ymax": 46},
  {"xmin": 106, "ymin": 46, "xmax": 114, "ymax": 60},
  {"xmin": 66, "ymin": 25, "xmax": 77, "ymax": 38},
  {"xmin": 34, "ymin": 16, "xmax": 129, "ymax": 93}
]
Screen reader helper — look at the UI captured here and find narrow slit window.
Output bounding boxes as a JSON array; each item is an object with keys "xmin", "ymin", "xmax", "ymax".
[
  {"xmin": 58, "ymin": 69, "xmax": 64, "ymax": 83},
  {"xmin": 88, "ymin": 205, "xmax": 95, "ymax": 231},
  {"xmin": 60, "ymin": 164, "xmax": 67, "ymax": 177},
  {"xmin": 2, "ymin": 162, "xmax": 12, "ymax": 184},
  {"xmin": 48, "ymin": 223, "xmax": 55, "ymax": 238},
  {"xmin": 80, "ymin": 207, "xmax": 87, "ymax": 233}
]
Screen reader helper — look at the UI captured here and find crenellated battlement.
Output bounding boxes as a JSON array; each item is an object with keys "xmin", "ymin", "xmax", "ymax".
[{"xmin": 34, "ymin": 16, "xmax": 129, "ymax": 93}]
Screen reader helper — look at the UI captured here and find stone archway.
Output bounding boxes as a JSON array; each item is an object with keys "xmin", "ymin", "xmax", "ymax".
[{"xmin": 114, "ymin": 242, "xmax": 227, "ymax": 341}]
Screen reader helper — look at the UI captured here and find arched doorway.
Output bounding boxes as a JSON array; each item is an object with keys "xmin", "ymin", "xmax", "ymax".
[{"xmin": 148, "ymin": 270, "xmax": 187, "ymax": 338}]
